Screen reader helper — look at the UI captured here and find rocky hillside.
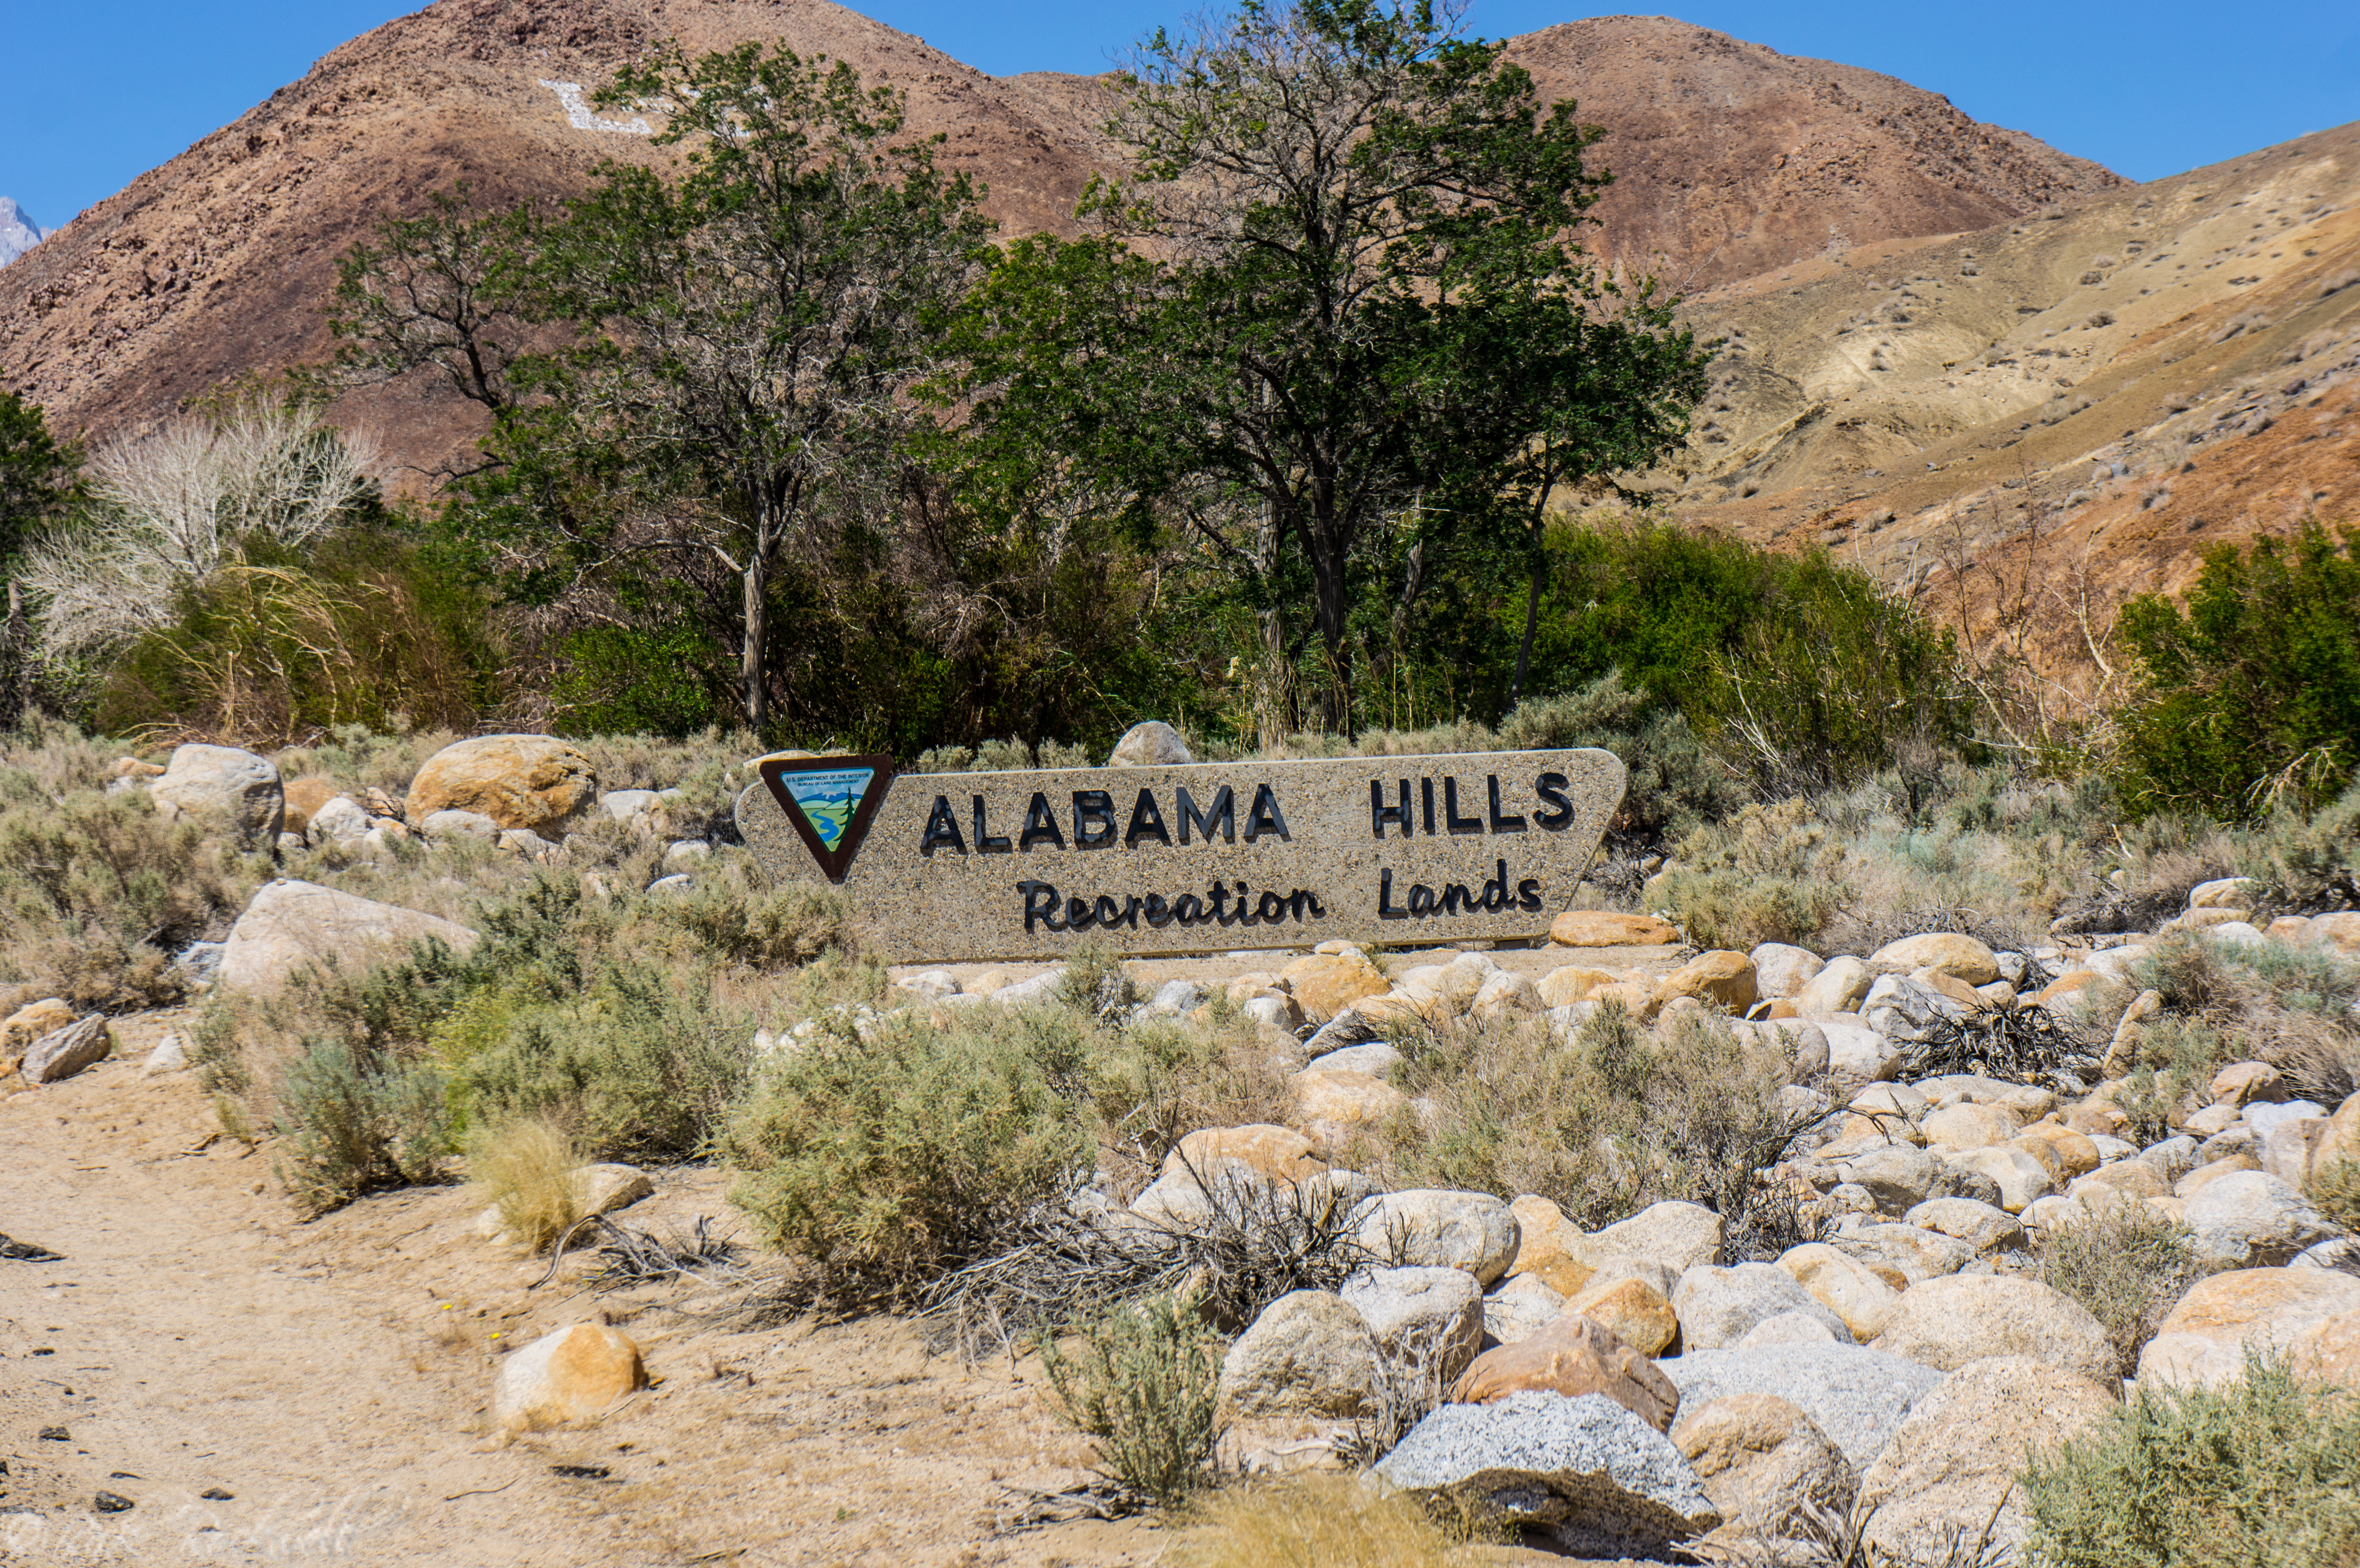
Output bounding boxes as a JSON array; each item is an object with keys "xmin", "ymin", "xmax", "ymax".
[
  {"xmin": 1660, "ymin": 118, "xmax": 2360, "ymax": 692},
  {"xmin": 0, "ymin": 1, "xmax": 2116, "ymax": 478},
  {"xmin": 0, "ymin": 198, "xmax": 46, "ymax": 268}
]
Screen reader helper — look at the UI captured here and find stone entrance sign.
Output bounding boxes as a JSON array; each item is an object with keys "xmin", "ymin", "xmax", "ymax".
[{"xmin": 737, "ymin": 748, "xmax": 1626, "ymax": 962}]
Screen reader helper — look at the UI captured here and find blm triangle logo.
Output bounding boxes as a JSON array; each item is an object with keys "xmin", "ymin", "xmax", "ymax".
[{"xmin": 757, "ymin": 754, "xmax": 896, "ymax": 884}]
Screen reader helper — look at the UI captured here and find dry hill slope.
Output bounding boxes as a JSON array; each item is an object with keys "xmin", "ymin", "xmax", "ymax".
[
  {"xmin": 0, "ymin": 2, "xmax": 2117, "ymax": 480},
  {"xmin": 1660, "ymin": 118, "xmax": 2360, "ymax": 696}
]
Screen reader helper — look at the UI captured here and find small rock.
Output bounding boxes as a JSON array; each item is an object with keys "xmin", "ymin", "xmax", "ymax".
[
  {"xmin": 1777, "ymin": 1243, "xmax": 1901, "ymax": 1340},
  {"xmin": 1341, "ymin": 1267, "xmax": 1485, "ymax": 1380},
  {"xmin": 2135, "ymin": 1267, "xmax": 2360, "ymax": 1389},
  {"xmin": 1470, "ymin": 969, "xmax": 1543, "ymax": 1021},
  {"xmin": 1549, "ymin": 911, "xmax": 1681, "ymax": 947},
  {"xmin": 574, "ymin": 1164, "xmax": 653, "ymax": 1217},
  {"xmin": 492, "ymin": 1323, "xmax": 646, "ymax": 1430},
  {"xmin": 1562, "ymin": 1274, "xmax": 1680, "ymax": 1357},
  {"xmin": 1904, "ymin": 1197, "xmax": 2025, "ymax": 1253},
  {"xmin": 94, "ymin": 1492, "xmax": 135, "ymax": 1513},
  {"xmin": 1674, "ymin": 1393, "xmax": 1856, "ymax": 1547},
  {"xmin": 140, "ymin": 1032, "xmax": 189, "ymax": 1076},
  {"xmin": 149, "ymin": 743, "xmax": 285, "ymax": 847},
  {"xmin": 1674, "ymin": 1262, "xmax": 1854, "ymax": 1349},
  {"xmin": 1374, "ymin": 1391, "xmax": 1721, "ymax": 1558},
  {"xmin": 1304, "ymin": 1041, "xmax": 1401, "ymax": 1078},
  {"xmin": 1949, "ymin": 1144, "xmax": 2056, "ymax": 1213},
  {"xmin": 1577, "ymin": 1200, "xmax": 1725, "ymax": 1274},
  {"xmin": 1217, "ymin": 1291, "xmax": 1384, "ymax": 1417},
  {"xmin": 1279, "ymin": 952, "xmax": 1391, "ymax": 1022},
  {"xmin": 1354, "ymin": 1190, "xmax": 1520, "ymax": 1286},
  {"xmin": 1870, "ymin": 1274, "xmax": 2117, "ymax": 1385},
  {"xmin": 1484, "ymin": 1274, "xmax": 1570, "ymax": 1344},
  {"xmin": 1654, "ymin": 950, "xmax": 1758, "ymax": 1011},
  {"xmin": 1, "ymin": 997, "xmax": 78, "ymax": 1069},
  {"xmin": 1794, "ymin": 956, "xmax": 1872, "ymax": 1015},
  {"xmin": 1856, "ymin": 1355, "xmax": 2115, "ymax": 1564},
  {"xmin": 406, "ymin": 735, "xmax": 598, "ymax": 835},
  {"xmin": 20, "ymin": 1017, "xmax": 113, "ymax": 1085},
  {"xmin": 2184, "ymin": 1169, "xmax": 2342, "ymax": 1266},
  {"xmin": 1449, "ymin": 1314, "xmax": 1679, "ymax": 1431},
  {"xmin": 420, "ymin": 808, "xmax": 501, "ymax": 840},
  {"xmin": 1659, "ymin": 1344, "xmax": 1946, "ymax": 1469},
  {"xmin": 1922, "ymin": 1102, "xmax": 2023, "ymax": 1153},
  {"xmin": 1867, "ymin": 932, "xmax": 2000, "ymax": 985},
  {"xmin": 1538, "ymin": 965, "xmax": 1617, "ymax": 1007},
  {"xmin": 1106, "ymin": 721, "xmax": 1194, "ymax": 767},
  {"xmin": 1749, "ymin": 943, "xmax": 1825, "ymax": 999},
  {"xmin": 1735, "ymin": 1311, "xmax": 1842, "ymax": 1348}
]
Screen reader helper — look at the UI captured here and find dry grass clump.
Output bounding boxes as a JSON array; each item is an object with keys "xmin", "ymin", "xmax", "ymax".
[
  {"xmin": 1171, "ymin": 1475, "xmax": 1503, "ymax": 1568},
  {"xmin": 1658, "ymin": 798, "xmax": 1853, "ymax": 950},
  {"xmin": 2308, "ymin": 1158, "xmax": 2360, "ymax": 1234},
  {"xmin": 1376, "ymin": 1000, "xmax": 1803, "ymax": 1232},
  {"xmin": 467, "ymin": 1115, "xmax": 585, "ymax": 1252},
  {"xmin": 2126, "ymin": 931, "xmax": 2360, "ymax": 1104}
]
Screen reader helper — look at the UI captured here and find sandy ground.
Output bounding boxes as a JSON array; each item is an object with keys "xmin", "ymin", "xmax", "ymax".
[
  {"xmin": 0, "ymin": 954, "xmax": 1679, "ymax": 1568},
  {"xmin": 884, "ymin": 942, "xmax": 1690, "ymax": 998}
]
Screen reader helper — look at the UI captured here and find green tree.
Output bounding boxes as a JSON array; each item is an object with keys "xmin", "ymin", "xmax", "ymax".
[
  {"xmin": 458, "ymin": 43, "xmax": 993, "ymax": 733},
  {"xmin": 0, "ymin": 390, "xmax": 82, "ymax": 567},
  {"xmin": 941, "ymin": 0, "xmax": 1708, "ymax": 730},
  {"xmin": 2114, "ymin": 521, "xmax": 2360, "ymax": 819},
  {"xmin": 325, "ymin": 183, "xmax": 527, "ymax": 421}
]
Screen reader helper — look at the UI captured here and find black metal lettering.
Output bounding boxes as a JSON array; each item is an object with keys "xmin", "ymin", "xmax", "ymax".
[
  {"xmin": 1407, "ymin": 882, "xmax": 1438, "ymax": 916},
  {"xmin": 1020, "ymin": 792, "xmax": 1066, "ymax": 850},
  {"xmin": 1255, "ymin": 890, "xmax": 1288, "ymax": 922},
  {"xmin": 1533, "ymin": 772, "xmax": 1574, "ymax": 831},
  {"xmin": 1371, "ymin": 778, "xmax": 1412, "ymax": 839},
  {"xmin": 1144, "ymin": 893, "xmax": 1176, "ymax": 928},
  {"xmin": 1173, "ymin": 893, "xmax": 1206, "ymax": 924},
  {"xmin": 1019, "ymin": 881, "xmax": 1066, "ymax": 932},
  {"xmin": 1094, "ymin": 894, "xmax": 1125, "ymax": 928},
  {"xmin": 1421, "ymin": 777, "xmax": 1436, "ymax": 835},
  {"xmin": 1072, "ymin": 790, "xmax": 1118, "ymax": 849},
  {"xmin": 920, "ymin": 794, "xmax": 966, "ymax": 854},
  {"xmin": 1379, "ymin": 870, "xmax": 1407, "ymax": 920},
  {"xmin": 1517, "ymin": 878, "xmax": 1544, "ymax": 911},
  {"xmin": 1439, "ymin": 883, "xmax": 1475, "ymax": 915},
  {"xmin": 1487, "ymin": 775, "xmax": 1526, "ymax": 833},
  {"xmin": 1124, "ymin": 788, "xmax": 1172, "ymax": 847},
  {"xmin": 1242, "ymin": 784, "xmax": 1290, "ymax": 842},
  {"xmin": 973, "ymin": 794, "xmax": 1012, "ymax": 853},
  {"xmin": 1290, "ymin": 889, "xmax": 1326, "ymax": 921},
  {"xmin": 1210, "ymin": 882, "xmax": 1238, "ymax": 926},
  {"xmin": 1120, "ymin": 895, "xmax": 1145, "ymax": 930},
  {"xmin": 1481, "ymin": 858, "xmax": 1510, "ymax": 912},
  {"xmin": 1176, "ymin": 785, "xmax": 1234, "ymax": 844},
  {"xmin": 1442, "ymin": 777, "xmax": 1484, "ymax": 834},
  {"xmin": 1067, "ymin": 895, "xmax": 1096, "ymax": 931}
]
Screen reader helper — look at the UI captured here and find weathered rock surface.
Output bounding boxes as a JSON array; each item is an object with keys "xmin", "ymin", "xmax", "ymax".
[
  {"xmin": 1105, "ymin": 721, "xmax": 1193, "ymax": 767},
  {"xmin": 1375, "ymin": 1391, "xmax": 1721, "ymax": 1557},
  {"xmin": 1673, "ymin": 1393, "xmax": 1856, "ymax": 1546},
  {"xmin": 1, "ymin": 998, "xmax": 76, "ymax": 1068},
  {"xmin": 1868, "ymin": 933, "xmax": 2001, "ymax": 985},
  {"xmin": 2183, "ymin": 1170, "xmax": 2344, "ymax": 1266},
  {"xmin": 1449, "ymin": 1313, "xmax": 1680, "ymax": 1431},
  {"xmin": 1871, "ymin": 1275, "xmax": 2117, "ymax": 1384},
  {"xmin": 1777, "ymin": 1243, "xmax": 1901, "ymax": 1340},
  {"xmin": 1341, "ymin": 1267, "xmax": 1485, "ymax": 1380},
  {"xmin": 2136, "ymin": 1268, "xmax": 2360, "ymax": 1389},
  {"xmin": 1856, "ymin": 1356, "xmax": 2115, "ymax": 1564},
  {"xmin": 219, "ymin": 880, "xmax": 479, "ymax": 992},
  {"xmin": 149, "ymin": 744, "xmax": 284, "ymax": 847},
  {"xmin": 1562, "ymin": 1275, "xmax": 1680, "ymax": 1357},
  {"xmin": 1217, "ymin": 1292, "xmax": 1384, "ymax": 1417},
  {"xmin": 1674, "ymin": 1262, "xmax": 1854, "ymax": 1349},
  {"xmin": 1659, "ymin": 1345, "xmax": 1948, "ymax": 1469},
  {"xmin": 19, "ymin": 1017, "xmax": 112, "ymax": 1085},
  {"xmin": 1279, "ymin": 951, "xmax": 1392, "ymax": 1022},
  {"xmin": 492, "ymin": 1323, "xmax": 645, "ymax": 1429},
  {"xmin": 1576, "ymin": 1200, "xmax": 1725, "ymax": 1274},
  {"xmin": 405, "ymin": 735, "xmax": 597, "ymax": 834},
  {"xmin": 1355, "ymin": 1190, "xmax": 1520, "ymax": 1286}
]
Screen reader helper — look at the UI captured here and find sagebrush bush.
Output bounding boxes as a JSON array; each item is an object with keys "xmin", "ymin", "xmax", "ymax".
[
  {"xmin": 1039, "ymin": 1290, "xmax": 1224, "ymax": 1505},
  {"xmin": 270, "ymin": 1037, "xmax": 450, "ymax": 1214},
  {"xmin": 722, "ymin": 1007, "xmax": 1094, "ymax": 1284},
  {"xmin": 467, "ymin": 1116, "xmax": 585, "ymax": 1252},
  {"xmin": 0, "ymin": 750, "xmax": 268, "ymax": 1009},
  {"xmin": 1659, "ymin": 798, "xmax": 1852, "ymax": 948},
  {"xmin": 2309, "ymin": 1157, "xmax": 2360, "ymax": 1233},
  {"xmin": 2036, "ymin": 1197, "xmax": 2211, "ymax": 1379},
  {"xmin": 1380, "ymin": 999, "xmax": 1800, "ymax": 1230},
  {"xmin": 2023, "ymin": 1355, "xmax": 2360, "ymax": 1567}
]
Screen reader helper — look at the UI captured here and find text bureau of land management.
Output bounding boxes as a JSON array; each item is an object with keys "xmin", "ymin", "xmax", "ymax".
[{"xmin": 911, "ymin": 766, "xmax": 1592, "ymax": 934}]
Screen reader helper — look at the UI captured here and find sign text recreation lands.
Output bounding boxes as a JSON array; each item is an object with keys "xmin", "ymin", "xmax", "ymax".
[{"xmin": 737, "ymin": 749, "xmax": 1627, "ymax": 962}]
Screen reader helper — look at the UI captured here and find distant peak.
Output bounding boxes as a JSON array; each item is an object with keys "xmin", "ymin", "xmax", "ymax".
[{"xmin": 0, "ymin": 198, "xmax": 47, "ymax": 268}]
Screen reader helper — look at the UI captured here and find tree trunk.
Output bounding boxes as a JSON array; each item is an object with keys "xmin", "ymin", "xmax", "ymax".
[
  {"xmin": 1507, "ymin": 474, "xmax": 1556, "ymax": 715},
  {"xmin": 742, "ymin": 511, "xmax": 771, "ymax": 734},
  {"xmin": 1312, "ymin": 545, "xmax": 1352, "ymax": 735}
]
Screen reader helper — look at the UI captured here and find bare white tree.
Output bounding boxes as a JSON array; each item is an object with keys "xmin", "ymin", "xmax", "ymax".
[{"xmin": 21, "ymin": 400, "xmax": 380, "ymax": 655}]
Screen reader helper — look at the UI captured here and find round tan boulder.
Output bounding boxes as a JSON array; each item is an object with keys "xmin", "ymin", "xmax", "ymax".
[
  {"xmin": 1922, "ymin": 1102, "xmax": 2023, "ymax": 1153},
  {"xmin": 1507, "ymin": 1195, "xmax": 1598, "ymax": 1296},
  {"xmin": 2135, "ymin": 1268, "xmax": 2360, "ymax": 1389},
  {"xmin": 1278, "ymin": 951, "xmax": 1391, "ymax": 1022},
  {"xmin": 1870, "ymin": 1274, "xmax": 2117, "ymax": 1385},
  {"xmin": 280, "ymin": 776, "xmax": 346, "ymax": 839},
  {"xmin": 219, "ymin": 880, "xmax": 479, "ymax": 992},
  {"xmin": 2288, "ymin": 1307, "xmax": 2360, "ymax": 1388},
  {"xmin": 1537, "ymin": 965, "xmax": 1617, "ymax": 1007},
  {"xmin": 1563, "ymin": 1274, "xmax": 1680, "ymax": 1357},
  {"xmin": 1, "ymin": 998, "xmax": 77, "ymax": 1070},
  {"xmin": 149, "ymin": 743, "xmax": 284, "ymax": 847},
  {"xmin": 2069, "ymin": 1162, "xmax": 2170, "ymax": 1204},
  {"xmin": 2016, "ymin": 1122, "xmax": 2102, "ymax": 1178},
  {"xmin": 492, "ymin": 1323, "xmax": 645, "ymax": 1430},
  {"xmin": 1291, "ymin": 1068, "xmax": 1411, "ymax": 1148},
  {"xmin": 1674, "ymin": 1393, "xmax": 1856, "ymax": 1547},
  {"xmin": 1164, "ymin": 1125, "xmax": 1326, "ymax": 1185},
  {"xmin": 1447, "ymin": 1312, "xmax": 1679, "ymax": 1431},
  {"xmin": 2211, "ymin": 1061, "xmax": 2284, "ymax": 1107},
  {"xmin": 1654, "ymin": 951, "xmax": 1758, "ymax": 1012},
  {"xmin": 1867, "ymin": 933, "xmax": 2000, "ymax": 986},
  {"xmin": 404, "ymin": 735, "xmax": 598, "ymax": 835},
  {"xmin": 1550, "ymin": 910, "xmax": 1680, "ymax": 947},
  {"xmin": 1777, "ymin": 1243, "xmax": 1901, "ymax": 1341},
  {"xmin": 1856, "ymin": 1355, "xmax": 2115, "ymax": 1565},
  {"xmin": 1794, "ymin": 955, "xmax": 1872, "ymax": 1015},
  {"xmin": 1217, "ymin": 1291, "xmax": 1384, "ymax": 1417}
]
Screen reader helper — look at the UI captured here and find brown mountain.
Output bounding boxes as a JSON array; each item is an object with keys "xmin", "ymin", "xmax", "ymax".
[
  {"xmin": 1656, "ymin": 118, "xmax": 2360, "ymax": 703},
  {"xmin": 0, "ymin": 2, "xmax": 2121, "ymax": 480}
]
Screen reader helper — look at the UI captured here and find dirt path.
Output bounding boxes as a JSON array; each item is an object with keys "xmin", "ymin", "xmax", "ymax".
[{"xmin": 0, "ymin": 1041, "xmax": 1160, "ymax": 1568}]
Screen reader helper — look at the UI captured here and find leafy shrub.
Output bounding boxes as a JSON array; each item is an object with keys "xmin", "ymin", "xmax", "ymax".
[
  {"xmin": 1658, "ymin": 798, "xmax": 1852, "ymax": 948},
  {"xmin": 2114, "ymin": 521, "xmax": 2360, "ymax": 820},
  {"xmin": 1382, "ymin": 999, "xmax": 1801, "ymax": 1230},
  {"xmin": 721, "ymin": 1007, "xmax": 1094, "ymax": 1285},
  {"xmin": 2309, "ymin": 1157, "xmax": 2360, "ymax": 1234},
  {"xmin": 467, "ymin": 1116, "xmax": 585, "ymax": 1252},
  {"xmin": 2023, "ymin": 1354, "xmax": 2360, "ymax": 1567},
  {"xmin": 1038, "ymin": 1290, "xmax": 1224, "ymax": 1505},
  {"xmin": 2239, "ymin": 781, "xmax": 2360, "ymax": 914},
  {"xmin": 2035, "ymin": 1198, "xmax": 2211, "ymax": 1379}
]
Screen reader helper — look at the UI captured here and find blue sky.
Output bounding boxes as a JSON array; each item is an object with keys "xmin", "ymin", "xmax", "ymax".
[{"xmin": 3, "ymin": 0, "xmax": 2355, "ymax": 231}]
